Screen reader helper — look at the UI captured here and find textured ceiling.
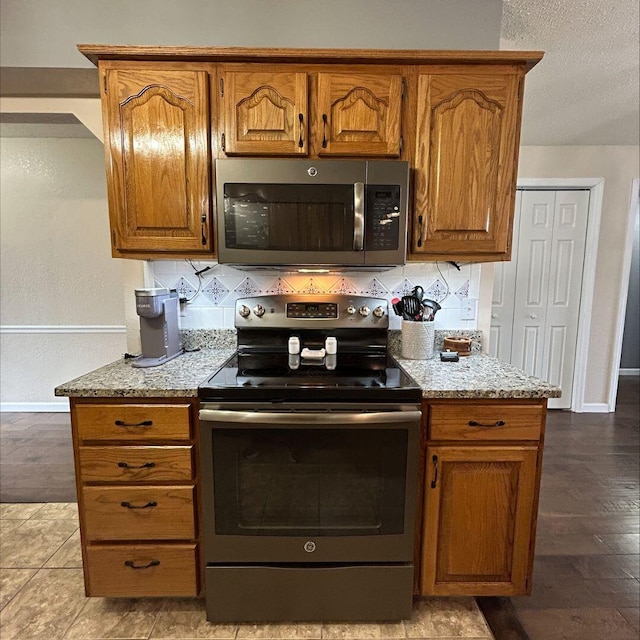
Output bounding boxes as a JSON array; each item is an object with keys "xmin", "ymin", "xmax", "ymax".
[{"xmin": 501, "ymin": 0, "xmax": 639, "ymax": 145}]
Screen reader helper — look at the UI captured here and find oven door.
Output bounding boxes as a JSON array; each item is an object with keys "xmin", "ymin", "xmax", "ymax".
[{"xmin": 199, "ymin": 403, "xmax": 421, "ymax": 563}]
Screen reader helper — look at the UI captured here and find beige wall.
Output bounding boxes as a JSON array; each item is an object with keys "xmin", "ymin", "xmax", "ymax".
[
  {"xmin": 0, "ymin": 136, "xmax": 127, "ymax": 408},
  {"xmin": 517, "ymin": 145, "xmax": 640, "ymax": 405}
]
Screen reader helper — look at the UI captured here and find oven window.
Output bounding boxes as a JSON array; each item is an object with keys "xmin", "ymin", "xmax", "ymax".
[
  {"xmin": 223, "ymin": 184, "xmax": 354, "ymax": 251},
  {"xmin": 211, "ymin": 428, "xmax": 407, "ymax": 537}
]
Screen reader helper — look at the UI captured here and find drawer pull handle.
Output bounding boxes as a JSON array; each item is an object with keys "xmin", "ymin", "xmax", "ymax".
[
  {"xmin": 430, "ymin": 454, "xmax": 438, "ymax": 489},
  {"xmin": 115, "ymin": 420, "xmax": 153, "ymax": 427},
  {"xmin": 120, "ymin": 500, "xmax": 157, "ymax": 509},
  {"xmin": 468, "ymin": 420, "xmax": 506, "ymax": 428},
  {"xmin": 117, "ymin": 461, "xmax": 156, "ymax": 470},
  {"xmin": 124, "ymin": 559, "xmax": 160, "ymax": 570}
]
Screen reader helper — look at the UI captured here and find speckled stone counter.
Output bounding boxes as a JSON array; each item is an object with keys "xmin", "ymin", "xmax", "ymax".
[
  {"xmin": 54, "ymin": 347, "xmax": 235, "ymax": 398},
  {"xmin": 395, "ymin": 354, "xmax": 561, "ymax": 399},
  {"xmin": 55, "ymin": 327, "xmax": 559, "ymax": 400}
]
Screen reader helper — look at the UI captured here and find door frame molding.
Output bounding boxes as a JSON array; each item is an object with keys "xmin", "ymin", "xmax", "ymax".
[{"xmin": 516, "ymin": 178, "xmax": 604, "ymax": 412}]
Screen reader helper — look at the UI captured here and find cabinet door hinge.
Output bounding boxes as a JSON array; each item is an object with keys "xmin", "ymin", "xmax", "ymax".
[
  {"xmin": 103, "ymin": 74, "xmax": 107, "ymax": 94},
  {"xmin": 401, "ymin": 79, "xmax": 406, "ymax": 99},
  {"xmin": 221, "ymin": 133, "xmax": 226, "ymax": 152},
  {"xmin": 219, "ymin": 78, "xmax": 224, "ymax": 97},
  {"xmin": 111, "ymin": 229, "xmax": 116, "ymax": 246},
  {"xmin": 399, "ymin": 135, "xmax": 404, "ymax": 155}
]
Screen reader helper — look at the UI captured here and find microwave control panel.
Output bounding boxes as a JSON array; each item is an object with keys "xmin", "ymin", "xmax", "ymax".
[{"xmin": 365, "ymin": 185, "xmax": 401, "ymax": 251}]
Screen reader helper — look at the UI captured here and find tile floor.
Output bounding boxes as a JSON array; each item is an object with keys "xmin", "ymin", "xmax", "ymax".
[{"xmin": 0, "ymin": 503, "xmax": 493, "ymax": 640}]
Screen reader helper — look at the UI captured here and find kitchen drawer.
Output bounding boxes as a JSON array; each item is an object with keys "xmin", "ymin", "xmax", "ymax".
[
  {"xmin": 75, "ymin": 403, "xmax": 191, "ymax": 441},
  {"xmin": 429, "ymin": 403, "xmax": 543, "ymax": 441},
  {"xmin": 79, "ymin": 445, "xmax": 193, "ymax": 483},
  {"xmin": 86, "ymin": 543, "xmax": 198, "ymax": 597},
  {"xmin": 82, "ymin": 485, "xmax": 196, "ymax": 540}
]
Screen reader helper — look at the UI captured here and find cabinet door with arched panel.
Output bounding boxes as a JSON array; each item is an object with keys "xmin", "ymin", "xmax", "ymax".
[
  {"xmin": 316, "ymin": 72, "xmax": 404, "ymax": 157},
  {"xmin": 103, "ymin": 66, "xmax": 212, "ymax": 255},
  {"xmin": 412, "ymin": 67, "xmax": 524, "ymax": 261},
  {"xmin": 220, "ymin": 66, "xmax": 309, "ymax": 155}
]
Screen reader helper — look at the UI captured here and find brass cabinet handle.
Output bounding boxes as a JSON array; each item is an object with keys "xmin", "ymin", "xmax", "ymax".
[
  {"xmin": 430, "ymin": 454, "xmax": 438, "ymax": 488},
  {"xmin": 321, "ymin": 113, "xmax": 328, "ymax": 148},
  {"xmin": 114, "ymin": 420, "xmax": 153, "ymax": 427},
  {"xmin": 117, "ymin": 461, "xmax": 156, "ymax": 470},
  {"xmin": 468, "ymin": 420, "xmax": 506, "ymax": 428},
  {"xmin": 124, "ymin": 559, "xmax": 160, "ymax": 570},
  {"xmin": 298, "ymin": 113, "xmax": 304, "ymax": 148},
  {"xmin": 120, "ymin": 500, "xmax": 157, "ymax": 509}
]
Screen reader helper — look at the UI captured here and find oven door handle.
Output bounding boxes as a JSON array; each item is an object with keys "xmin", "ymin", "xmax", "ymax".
[{"xmin": 199, "ymin": 409, "xmax": 421, "ymax": 426}]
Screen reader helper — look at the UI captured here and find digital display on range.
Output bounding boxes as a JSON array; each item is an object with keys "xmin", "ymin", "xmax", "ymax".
[{"xmin": 286, "ymin": 302, "xmax": 338, "ymax": 319}]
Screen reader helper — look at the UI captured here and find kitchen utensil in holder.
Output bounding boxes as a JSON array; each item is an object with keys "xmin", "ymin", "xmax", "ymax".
[{"xmin": 401, "ymin": 319, "xmax": 435, "ymax": 359}]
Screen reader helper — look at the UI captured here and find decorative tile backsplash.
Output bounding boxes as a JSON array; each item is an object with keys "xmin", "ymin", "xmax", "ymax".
[{"xmin": 151, "ymin": 261, "xmax": 481, "ymax": 331}]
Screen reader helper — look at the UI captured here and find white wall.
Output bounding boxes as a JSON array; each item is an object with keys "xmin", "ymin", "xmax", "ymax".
[
  {"xmin": 0, "ymin": 136, "xmax": 127, "ymax": 410},
  {"xmin": 0, "ymin": 0, "xmax": 501, "ymax": 68},
  {"xmin": 517, "ymin": 145, "xmax": 640, "ymax": 406}
]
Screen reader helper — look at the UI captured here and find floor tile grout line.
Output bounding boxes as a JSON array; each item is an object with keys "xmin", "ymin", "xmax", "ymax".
[{"xmin": 0, "ymin": 566, "xmax": 38, "ymax": 614}]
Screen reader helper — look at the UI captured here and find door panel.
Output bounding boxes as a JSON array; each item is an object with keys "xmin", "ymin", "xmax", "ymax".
[
  {"xmin": 490, "ymin": 192, "xmax": 521, "ymax": 359},
  {"xmin": 421, "ymin": 445, "xmax": 537, "ymax": 595},
  {"xmin": 491, "ymin": 189, "xmax": 590, "ymax": 409}
]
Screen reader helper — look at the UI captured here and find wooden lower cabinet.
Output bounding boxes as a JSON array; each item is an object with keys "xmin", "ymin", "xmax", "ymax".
[
  {"xmin": 71, "ymin": 397, "xmax": 200, "ymax": 597},
  {"xmin": 418, "ymin": 399, "xmax": 546, "ymax": 596}
]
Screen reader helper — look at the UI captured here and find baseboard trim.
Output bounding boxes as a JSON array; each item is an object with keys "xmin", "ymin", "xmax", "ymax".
[
  {"xmin": 579, "ymin": 402, "xmax": 612, "ymax": 413},
  {"xmin": 0, "ymin": 325, "xmax": 126, "ymax": 334},
  {"xmin": 619, "ymin": 368, "xmax": 640, "ymax": 376},
  {"xmin": 1, "ymin": 401, "xmax": 69, "ymax": 412}
]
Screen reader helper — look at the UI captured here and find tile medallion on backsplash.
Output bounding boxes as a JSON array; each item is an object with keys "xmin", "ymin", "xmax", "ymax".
[
  {"xmin": 454, "ymin": 279, "xmax": 470, "ymax": 301},
  {"xmin": 173, "ymin": 277, "xmax": 197, "ymax": 300},
  {"xmin": 426, "ymin": 278, "xmax": 449, "ymax": 302},
  {"xmin": 265, "ymin": 277, "xmax": 295, "ymax": 295},
  {"xmin": 328, "ymin": 277, "xmax": 359, "ymax": 295},
  {"xmin": 297, "ymin": 278, "xmax": 326, "ymax": 294},
  {"xmin": 391, "ymin": 278, "xmax": 414, "ymax": 298},
  {"xmin": 201, "ymin": 277, "xmax": 230, "ymax": 305},
  {"xmin": 362, "ymin": 278, "xmax": 389, "ymax": 297},
  {"xmin": 234, "ymin": 277, "xmax": 261, "ymax": 297}
]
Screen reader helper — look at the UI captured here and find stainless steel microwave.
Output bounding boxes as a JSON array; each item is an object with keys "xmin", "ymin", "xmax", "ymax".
[{"xmin": 215, "ymin": 159, "xmax": 410, "ymax": 269}]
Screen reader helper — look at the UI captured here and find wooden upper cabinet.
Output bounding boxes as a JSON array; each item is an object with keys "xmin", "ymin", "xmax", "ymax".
[
  {"xmin": 317, "ymin": 72, "xmax": 403, "ymax": 157},
  {"xmin": 219, "ymin": 67, "xmax": 404, "ymax": 157},
  {"xmin": 103, "ymin": 67, "xmax": 212, "ymax": 255},
  {"xmin": 412, "ymin": 67, "xmax": 524, "ymax": 260},
  {"xmin": 221, "ymin": 68, "xmax": 309, "ymax": 155}
]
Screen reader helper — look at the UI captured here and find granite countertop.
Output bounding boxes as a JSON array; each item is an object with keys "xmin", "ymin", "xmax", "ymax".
[
  {"xmin": 395, "ymin": 355, "xmax": 561, "ymax": 399},
  {"xmin": 54, "ymin": 347, "xmax": 235, "ymax": 398},
  {"xmin": 56, "ymin": 348, "xmax": 560, "ymax": 400}
]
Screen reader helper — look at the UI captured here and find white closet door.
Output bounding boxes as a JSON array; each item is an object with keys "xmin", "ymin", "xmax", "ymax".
[
  {"xmin": 511, "ymin": 191, "xmax": 556, "ymax": 379},
  {"xmin": 494, "ymin": 189, "xmax": 590, "ymax": 410},
  {"xmin": 490, "ymin": 191, "xmax": 521, "ymax": 359},
  {"xmin": 542, "ymin": 191, "xmax": 590, "ymax": 409}
]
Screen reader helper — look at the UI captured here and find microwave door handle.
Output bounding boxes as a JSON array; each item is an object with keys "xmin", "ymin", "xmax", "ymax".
[{"xmin": 353, "ymin": 182, "xmax": 365, "ymax": 251}]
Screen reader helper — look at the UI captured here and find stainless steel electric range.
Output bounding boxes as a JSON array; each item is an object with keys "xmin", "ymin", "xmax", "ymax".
[{"xmin": 198, "ymin": 295, "xmax": 422, "ymax": 623}]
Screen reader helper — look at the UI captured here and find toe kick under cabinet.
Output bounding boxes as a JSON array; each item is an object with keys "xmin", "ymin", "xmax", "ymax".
[
  {"xmin": 70, "ymin": 398, "xmax": 201, "ymax": 597},
  {"xmin": 417, "ymin": 399, "xmax": 547, "ymax": 596}
]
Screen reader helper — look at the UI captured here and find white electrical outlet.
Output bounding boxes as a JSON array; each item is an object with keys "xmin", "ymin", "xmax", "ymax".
[{"xmin": 460, "ymin": 298, "xmax": 477, "ymax": 321}]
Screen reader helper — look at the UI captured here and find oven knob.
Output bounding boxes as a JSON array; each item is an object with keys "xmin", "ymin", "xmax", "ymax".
[
  {"xmin": 358, "ymin": 305, "xmax": 371, "ymax": 317},
  {"xmin": 238, "ymin": 305, "xmax": 250, "ymax": 318},
  {"xmin": 346, "ymin": 305, "xmax": 356, "ymax": 315},
  {"xmin": 253, "ymin": 304, "xmax": 266, "ymax": 317},
  {"xmin": 373, "ymin": 306, "xmax": 385, "ymax": 318}
]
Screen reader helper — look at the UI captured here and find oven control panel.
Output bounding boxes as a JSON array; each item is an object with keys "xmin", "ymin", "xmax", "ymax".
[
  {"xmin": 287, "ymin": 302, "xmax": 338, "ymax": 319},
  {"xmin": 235, "ymin": 295, "xmax": 388, "ymax": 329}
]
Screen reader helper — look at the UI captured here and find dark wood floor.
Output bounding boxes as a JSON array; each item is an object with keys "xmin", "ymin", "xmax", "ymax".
[{"xmin": 1, "ymin": 377, "xmax": 638, "ymax": 639}]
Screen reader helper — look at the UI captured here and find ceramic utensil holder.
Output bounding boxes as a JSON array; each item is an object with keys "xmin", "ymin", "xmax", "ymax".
[{"xmin": 401, "ymin": 320, "xmax": 435, "ymax": 359}]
